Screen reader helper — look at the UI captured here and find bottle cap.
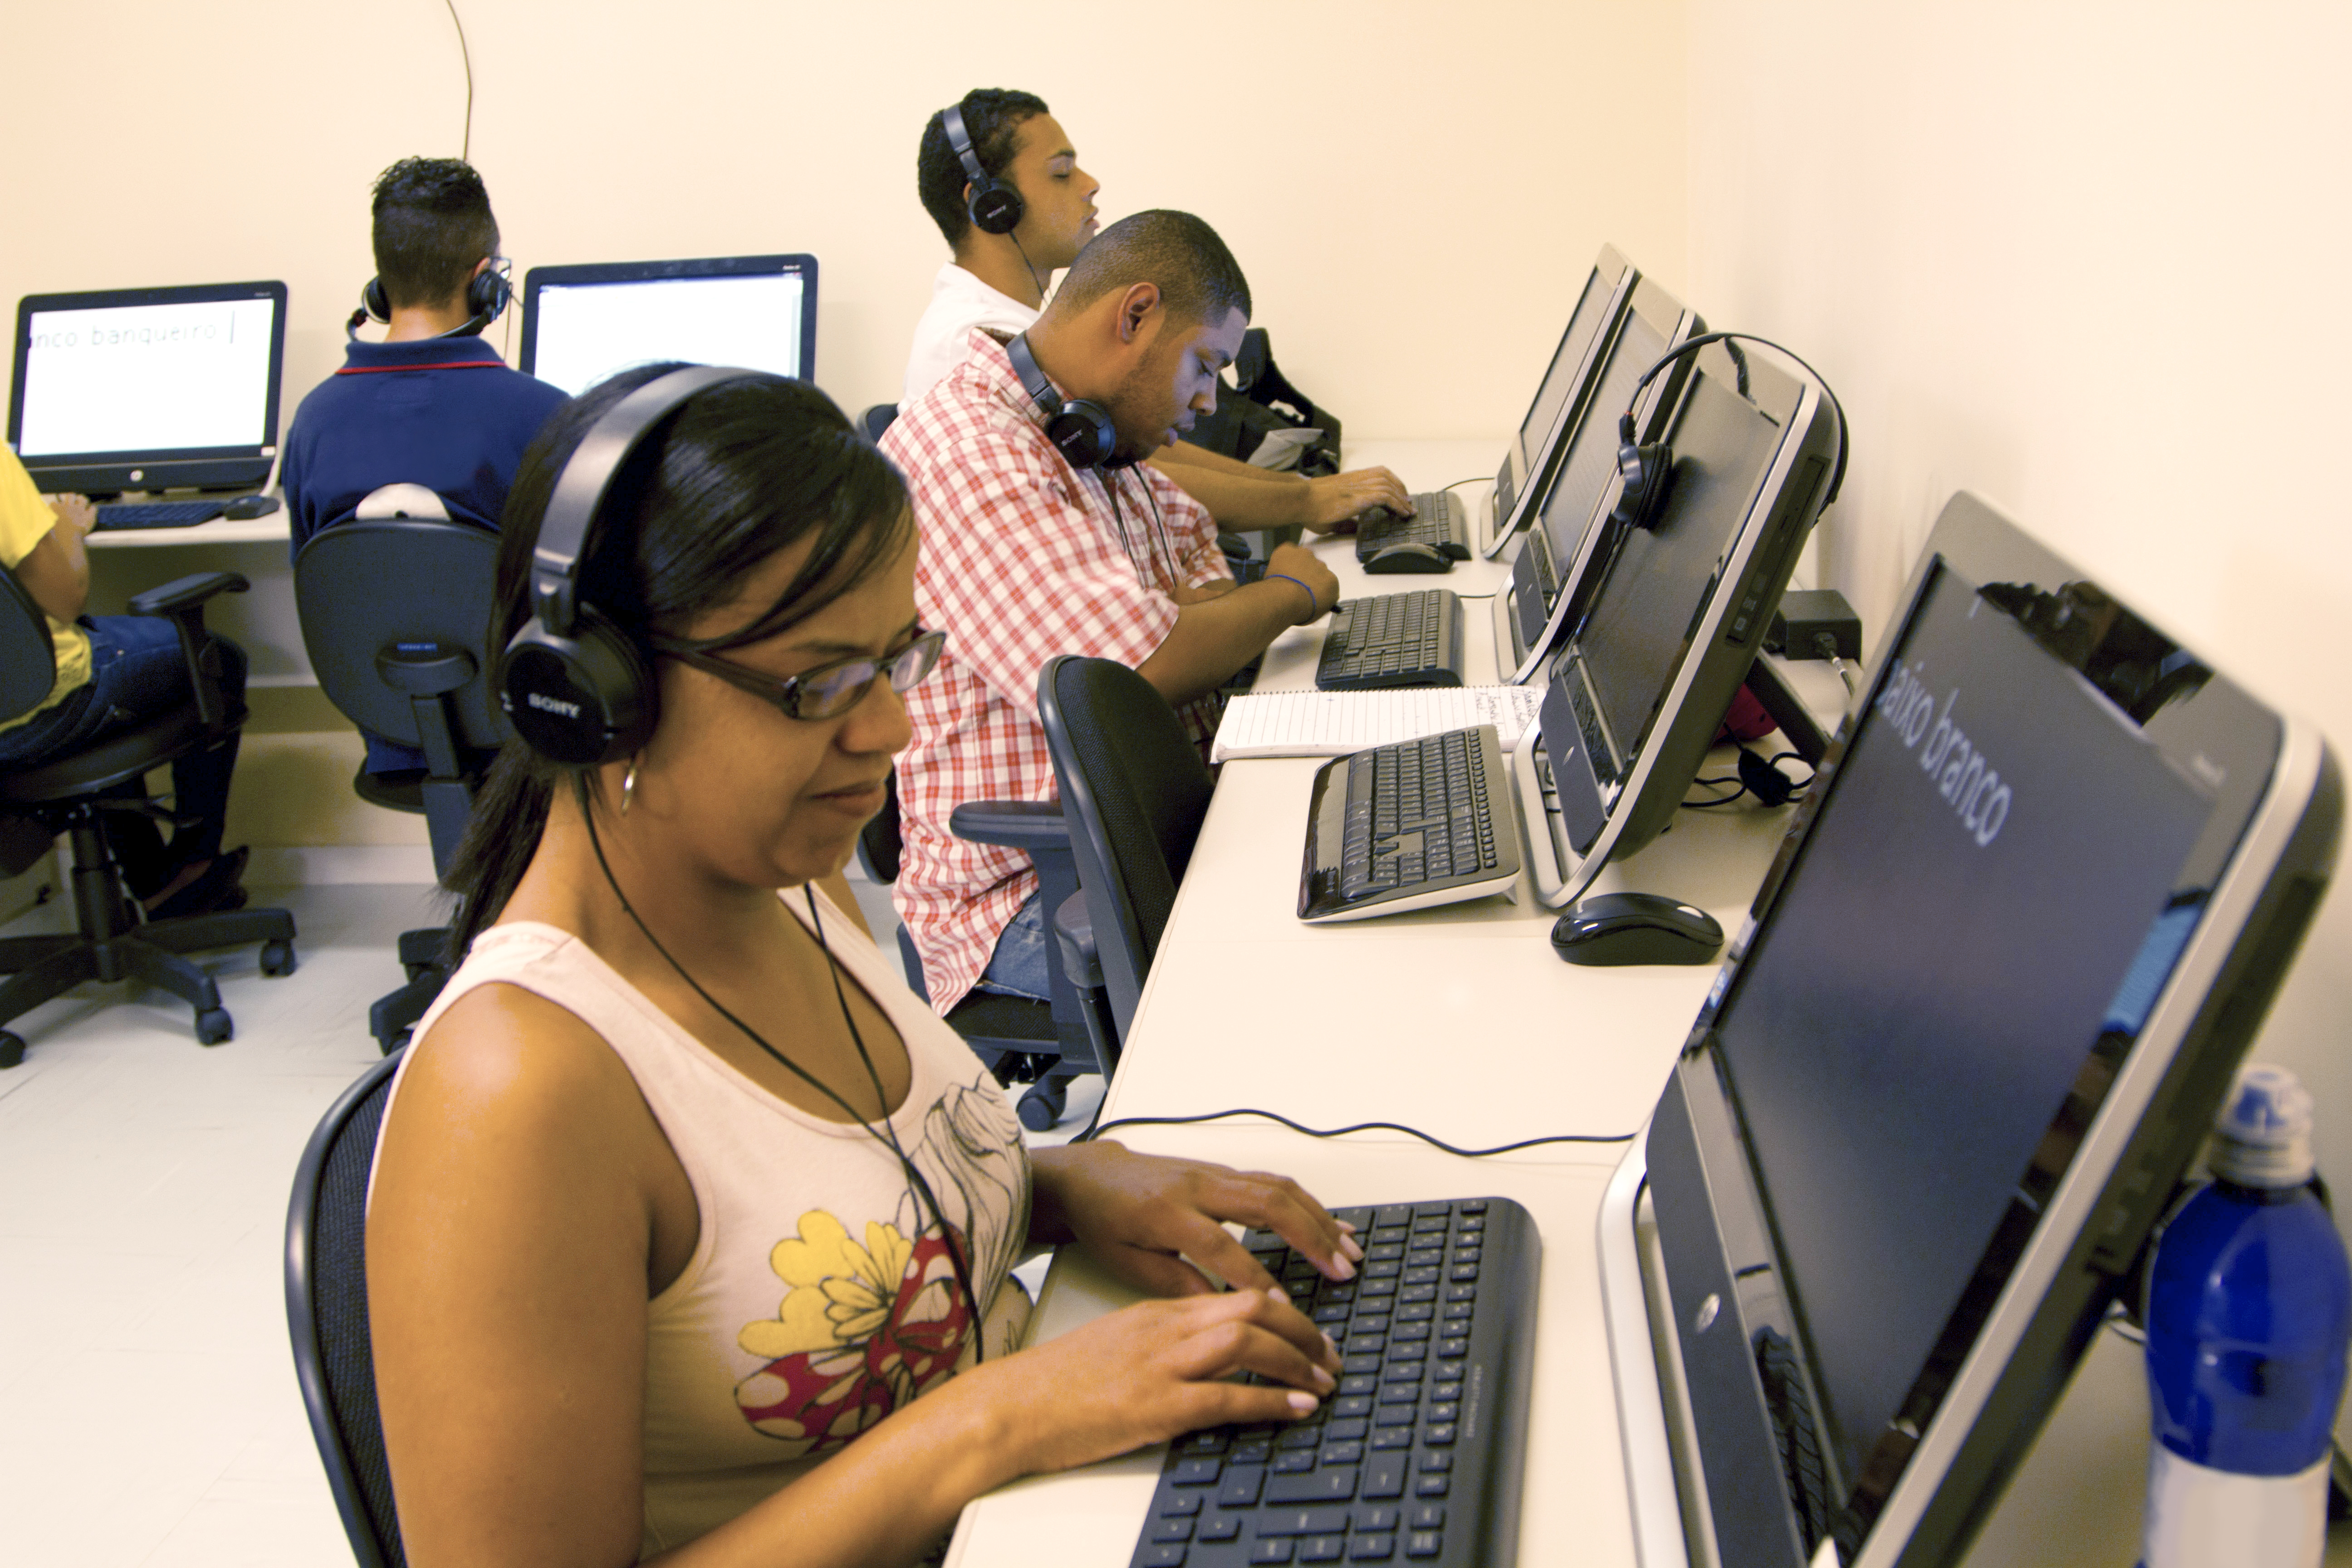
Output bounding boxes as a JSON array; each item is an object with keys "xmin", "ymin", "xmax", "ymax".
[{"xmin": 2211, "ymin": 1063, "xmax": 2316, "ymax": 1188}]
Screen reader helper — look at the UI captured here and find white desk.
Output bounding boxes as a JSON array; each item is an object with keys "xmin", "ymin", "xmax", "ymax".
[{"xmin": 946, "ymin": 438, "xmax": 1829, "ymax": 1566}]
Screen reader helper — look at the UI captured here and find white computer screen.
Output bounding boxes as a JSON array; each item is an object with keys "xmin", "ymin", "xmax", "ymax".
[
  {"xmin": 16, "ymin": 295, "xmax": 278, "ymax": 456},
  {"xmin": 528, "ymin": 273, "xmax": 807, "ymax": 397}
]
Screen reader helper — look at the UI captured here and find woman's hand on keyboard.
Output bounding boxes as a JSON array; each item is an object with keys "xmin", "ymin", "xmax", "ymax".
[
  {"xmin": 966, "ymin": 1287, "xmax": 1341, "ymax": 1476},
  {"xmin": 1029, "ymin": 1142, "xmax": 1364, "ymax": 1298}
]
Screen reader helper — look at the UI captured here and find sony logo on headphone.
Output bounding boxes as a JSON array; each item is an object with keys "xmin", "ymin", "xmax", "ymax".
[{"xmin": 526, "ymin": 691, "xmax": 582, "ymax": 719}]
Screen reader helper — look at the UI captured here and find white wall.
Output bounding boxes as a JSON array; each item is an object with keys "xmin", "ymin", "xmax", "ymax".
[
  {"xmin": 1, "ymin": 0, "xmax": 1689, "ymax": 441},
  {"xmin": 1684, "ymin": 0, "xmax": 2352, "ymax": 1508}
]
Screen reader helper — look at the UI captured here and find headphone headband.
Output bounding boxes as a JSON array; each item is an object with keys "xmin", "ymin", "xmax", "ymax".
[
  {"xmin": 1627, "ymin": 330, "xmax": 1849, "ymax": 505},
  {"xmin": 530, "ymin": 365, "xmax": 765, "ymax": 636},
  {"xmin": 943, "ymin": 104, "xmax": 990, "ymax": 189}
]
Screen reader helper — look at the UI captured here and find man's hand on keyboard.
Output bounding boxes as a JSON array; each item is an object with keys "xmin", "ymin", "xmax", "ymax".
[
  {"xmin": 1298, "ymin": 467, "xmax": 1413, "ymax": 534},
  {"xmin": 1028, "ymin": 1142, "xmax": 1364, "ymax": 1298},
  {"xmin": 970, "ymin": 1287, "xmax": 1340, "ymax": 1476}
]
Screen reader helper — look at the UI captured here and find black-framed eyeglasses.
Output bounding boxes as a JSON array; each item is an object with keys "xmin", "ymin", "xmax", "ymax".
[{"xmin": 648, "ymin": 628, "xmax": 946, "ymax": 721}]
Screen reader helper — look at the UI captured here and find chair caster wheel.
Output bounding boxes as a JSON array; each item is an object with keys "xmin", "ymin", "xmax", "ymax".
[
  {"xmin": 1017, "ymin": 1079, "xmax": 1068, "ymax": 1132},
  {"xmin": 0, "ymin": 1031, "xmax": 23, "ymax": 1069},
  {"xmin": 260, "ymin": 939, "xmax": 297, "ymax": 977},
  {"xmin": 196, "ymin": 1008, "xmax": 233, "ymax": 1046}
]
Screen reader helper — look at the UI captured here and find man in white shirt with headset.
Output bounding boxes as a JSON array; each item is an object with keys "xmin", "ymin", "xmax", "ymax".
[{"xmin": 905, "ymin": 88, "xmax": 1411, "ymax": 534}]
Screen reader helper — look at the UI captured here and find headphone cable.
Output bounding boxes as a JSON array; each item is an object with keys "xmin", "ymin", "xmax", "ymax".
[{"xmin": 580, "ymin": 788, "xmax": 985, "ymax": 1361}]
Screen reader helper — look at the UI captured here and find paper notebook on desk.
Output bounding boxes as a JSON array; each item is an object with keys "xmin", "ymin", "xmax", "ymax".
[{"xmin": 1210, "ymin": 684, "xmax": 1543, "ymax": 761}]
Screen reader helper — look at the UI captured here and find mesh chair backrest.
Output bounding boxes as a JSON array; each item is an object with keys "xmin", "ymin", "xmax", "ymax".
[
  {"xmin": 1041, "ymin": 657, "xmax": 1214, "ymax": 1030},
  {"xmin": 0, "ymin": 564, "xmax": 59, "ymax": 725},
  {"xmin": 286, "ymin": 1055, "xmax": 406, "ymax": 1568},
  {"xmin": 294, "ymin": 519, "xmax": 506, "ymax": 753}
]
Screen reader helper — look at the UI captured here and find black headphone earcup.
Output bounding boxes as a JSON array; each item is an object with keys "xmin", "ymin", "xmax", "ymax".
[
  {"xmin": 467, "ymin": 263, "xmax": 510, "ymax": 327},
  {"xmin": 1046, "ymin": 398, "xmax": 1117, "ymax": 470},
  {"xmin": 360, "ymin": 277, "xmax": 391, "ymax": 324},
  {"xmin": 1611, "ymin": 441, "xmax": 1675, "ymax": 530},
  {"xmin": 498, "ymin": 605, "xmax": 657, "ymax": 766},
  {"xmin": 968, "ymin": 176, "xmax": 1024, "ymax": 236}
]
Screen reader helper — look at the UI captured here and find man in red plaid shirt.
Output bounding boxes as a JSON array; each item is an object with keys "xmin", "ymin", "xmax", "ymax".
[{"xmin": 882, "ymin": 211, "xmax": 1341, "ymax": 1014}]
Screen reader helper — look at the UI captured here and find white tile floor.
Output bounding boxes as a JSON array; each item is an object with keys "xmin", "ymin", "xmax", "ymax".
[{"xmin": 0, "ymin": 878, "xmax": 1099, "ymax": 1567}]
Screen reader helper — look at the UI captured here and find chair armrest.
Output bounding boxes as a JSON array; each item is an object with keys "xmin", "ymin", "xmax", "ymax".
[
  {"xmin": 127, "ymin": 571, "xmax": 249, "ymax": 730},
  {"xmin": 126, "ymin": 571, "xmax": 250, "ymax": 617},
  {"xmin": 949, "ymin": 799, "xmax": 1071, "ymax": 853}
]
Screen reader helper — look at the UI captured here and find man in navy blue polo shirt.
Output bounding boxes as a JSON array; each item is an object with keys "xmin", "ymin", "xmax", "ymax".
[{"xmin": 280, "ymin": 157, "xmax": 568, "ymax": 769}]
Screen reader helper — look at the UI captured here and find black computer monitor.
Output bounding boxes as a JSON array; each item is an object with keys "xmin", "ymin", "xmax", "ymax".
[
  {"xmin": 1612, "ymin": 491, "xmax": 2341, "ymax": 1568},
  {"xmin": 518, "ymin": 254, "xmax": 819, "ymax": 397},
  {"xmin": 1479, "ymin": 245, "xmax": 1637, "ymax": 556},
  {"xmin": 8, "ymin": 281, "xmax": 288, "ymax": 495},
  {"xmin": 1494, "ymin": 273, "xmax": 1700, "ymax": 683},
  {"xmin": 1515, "ymin": 348, "xmax": 1839, "ymax": 906}
]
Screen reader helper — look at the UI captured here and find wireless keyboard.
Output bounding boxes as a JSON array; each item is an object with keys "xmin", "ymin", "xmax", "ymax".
[
  {"xmin": 1315, "ymin": 590, "xmax": 1465, "ymax": 691},
  {"xmin": 93, "ymin": 499, "xmax": 227, "ymax": 532},
  {"xmin": 1297, "ymin": 725, "xmax": 1522, "ymax": 922},
  {"xmin": 1354, "ymin": 492, "xmax": 1468, "ymax": 561},
  {"xmin": 1129, "ymin": 1197, "xmax": 1539, "ymax": 1568}
]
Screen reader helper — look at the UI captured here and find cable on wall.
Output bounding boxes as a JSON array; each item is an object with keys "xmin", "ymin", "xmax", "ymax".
[{"xmin": 442, "ymin": 0, "xmax": 475, "ymax": 162}]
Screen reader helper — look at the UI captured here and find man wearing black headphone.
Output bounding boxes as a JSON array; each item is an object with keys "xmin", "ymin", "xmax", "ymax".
[
  {"xmin": 907, "ymin": 91, "xmax": 1410, "ymax": 533},
  {"xmin": 883, "ymin": 210, "xmax": 1341, "ymax": 1015},
  {"xmin": 279, "ymin": 157, "xmax": 568, "ymax": 772}
]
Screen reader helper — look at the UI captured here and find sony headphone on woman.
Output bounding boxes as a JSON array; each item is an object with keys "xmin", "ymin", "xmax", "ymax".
[
  {"xmin": 1609, "ymin": 330, "xmax": 1850, "ymax": 533},
  {"xmin": 348, "ymin": 257, "xmax": 513, "ymax": 339},
  {"xmin": 1004, "ymin": 332, "xmax": 1121, "ymax": 470},
  {"xmin": 942, "ymin": 103, "xmax": 1024, "ymax": 236},
  {"xmin": 498, "ymin": 365, "xmax": 774, "ymax": 766}
]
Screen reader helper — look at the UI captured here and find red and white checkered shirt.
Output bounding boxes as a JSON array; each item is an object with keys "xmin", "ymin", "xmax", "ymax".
[{"xmin": 882, "ymin": 330, "xmax": 1230, "ymax": 1013}]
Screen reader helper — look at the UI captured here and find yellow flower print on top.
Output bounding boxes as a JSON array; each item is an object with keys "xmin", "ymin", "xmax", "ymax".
[{"xmin": 738, "ymin": 1211, "xmax": 913, "ymax": 1361}]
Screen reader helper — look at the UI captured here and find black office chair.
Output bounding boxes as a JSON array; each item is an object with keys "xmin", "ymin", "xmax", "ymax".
[
  {"xmin": 285, "ymin": 1050, "xmax": 407, "ymax": 1568},
  {"xmin": 861, "ymin": 773, "xmax": 1113, "ymax": 1129},
  {"xmin": 0, "ymin": 566, "xmax": 296, "ymax": 1066},
  {"xmin": 1038, "ymin": 655, "xmax": 1215, "ymax": 1047},
  {"xmin": 860, "ymin": 404, "xmax": 898, "ymax": 442},
  {"xmin": 294, "ymin": 492, "xmax": 504, "ymax": 1053}
]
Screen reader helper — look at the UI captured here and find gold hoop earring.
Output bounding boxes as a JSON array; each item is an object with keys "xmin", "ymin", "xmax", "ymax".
[{"xmin": 620, "ymin": 757, "xmax": 640, "ymax": 817}]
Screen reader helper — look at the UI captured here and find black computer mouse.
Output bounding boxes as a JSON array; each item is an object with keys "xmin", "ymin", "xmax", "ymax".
[
  {"xmin": 1363, "ymin": 542, "xmax": 1454, "ymax": 574},
  {"xmin": 1551, "ymin": 892, "xmax": 1725, "ymax": 966},
  {"xmin": 1436, "ymin": 540, "xmax": 1471, "ymax": 560},
  {"xmin": 223, "ymin": 494, "xmax": 281, "ymax": 520}
]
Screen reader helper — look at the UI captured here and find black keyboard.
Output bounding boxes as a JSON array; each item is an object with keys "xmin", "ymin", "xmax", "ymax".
[
  {"xmin": 1130, "ymin": 1198, "xmax": 1539, "ymax": 1568},
  {"xmin": 93, "ymin": 499, "xmax": 227, "ymax": 532},
  {"xmin": 1355, "ymin": 493, "xmax": 1468, "ymax": 561},
  {"xmin": 1316, "ymin": 590, "xmax": 1465, "ymax": 691},
  {"xmin": 1298, "ymin": 726, "xmax": 1521, "ymax": 921}
]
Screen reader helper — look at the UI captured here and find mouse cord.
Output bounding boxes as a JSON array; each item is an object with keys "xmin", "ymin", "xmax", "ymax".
[
  {"xmin": 1074, "ymin": 1104, "xmax": 1633, "ymax": 1156},
  {"xmin": 580, "ymin": 788, "xmax": 982, "ymax": 1361}
]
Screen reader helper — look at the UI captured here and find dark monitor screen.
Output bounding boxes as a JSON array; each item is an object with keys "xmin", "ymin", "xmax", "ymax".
[
  {"xmin": 1576, "ymin": 366, "xmax": 1780, "ymax": 756},
  {"xmin": 1513, "ymin": 267, "xmax": 1618, "ymax": 480},
  {"xmin": 520, "ymin": 253, "xmax": 818, "ymax": 396},
  {"xmin": 1536, "ymin": 296, "xmax": 1672, "ymax": 577},
  {"xmin": 1715, "ymin": 567, "xmax": 2212, "ymax": 1490},
  {"xmin": 9, "ymin": 280, "xmax": 287, "ymax": 493}
]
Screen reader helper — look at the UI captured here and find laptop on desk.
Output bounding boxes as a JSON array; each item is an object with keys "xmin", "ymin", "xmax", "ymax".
[
  {"xmin": 8, "ymin": 281, "xmax": 287, "ymax": 527},
  {"xmin": 1601, "ymin": 490, "xmax": 2341, "ymax": 1568}
]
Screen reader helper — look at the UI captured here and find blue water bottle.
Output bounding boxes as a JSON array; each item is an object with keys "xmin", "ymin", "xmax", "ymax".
[{"xmin": 2141, "ymin": 1065, "xmax": 2352, "ymax": 1567}]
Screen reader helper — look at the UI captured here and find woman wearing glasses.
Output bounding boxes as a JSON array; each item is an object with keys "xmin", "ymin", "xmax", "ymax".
[{"xmin": 364, "ymin": 366, "xmax": 1357, "ymax": 1568}]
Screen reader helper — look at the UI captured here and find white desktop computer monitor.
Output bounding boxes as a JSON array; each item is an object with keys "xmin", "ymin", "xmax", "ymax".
[
  {"xmin": 1605, "ymin": 490, "xmax": 2341, "ymax": 1568},
  {"xmin": 7, "ymin": 281, "xmax": 288, "ymax": 495},
  {"xmin": 519, "ymin": 254, "xmax": 818, "ymax": 397}
]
